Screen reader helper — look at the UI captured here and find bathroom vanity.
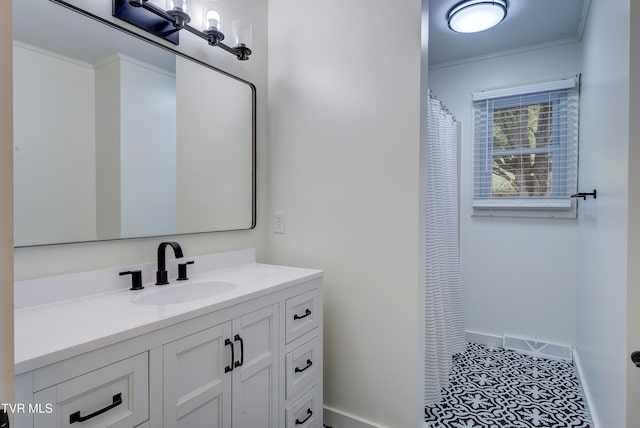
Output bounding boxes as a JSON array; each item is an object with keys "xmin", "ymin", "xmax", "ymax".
[{"xmin": 14, "ymin": 249, "xmax": 323, "ymax": 428}]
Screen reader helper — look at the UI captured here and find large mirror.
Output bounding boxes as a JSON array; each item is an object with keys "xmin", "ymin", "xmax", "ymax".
[{"xmin": 12, "ymin": 0, "xmax": 256, "ymax": 247}]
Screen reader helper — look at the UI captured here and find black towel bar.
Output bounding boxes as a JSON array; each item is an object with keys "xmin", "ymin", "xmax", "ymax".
[{"xmin": 571, "ymin": 189, "xmax": 597, "ymax": 200}]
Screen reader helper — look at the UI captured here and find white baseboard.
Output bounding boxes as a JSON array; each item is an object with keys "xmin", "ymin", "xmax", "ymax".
[
  {"xmin": 503, "ymin": 335, "xmax": 572, "ymax": 361},
  {"xmin": 323, "ymin": 406, "xmax": 386, "ymax": 428},
  {"xmin": 465, "ymin": 330, "xmax": 503, "ymax": 348},
  {"xmin": 573, "ymin": 349, "xmax": 600, "ymax": 428}
]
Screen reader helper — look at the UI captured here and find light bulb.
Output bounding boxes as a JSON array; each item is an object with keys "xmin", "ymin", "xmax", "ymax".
[{"xmin": 206, "ymin": 10, "xmax": 221, "ymax": 31}]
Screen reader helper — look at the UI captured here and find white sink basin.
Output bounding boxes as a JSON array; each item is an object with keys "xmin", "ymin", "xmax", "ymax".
[{"xmin": 134, "ymin": 281, "xmax": 236, "ymax": 305}]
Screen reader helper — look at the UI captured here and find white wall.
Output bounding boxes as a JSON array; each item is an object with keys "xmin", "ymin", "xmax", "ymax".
[
  {"xmin": 0, "ymin": 0, "xmax": 14, "ymax": 417},
  {"xmin": 119, "ymin": 56, "xmax": 177, "ymax": 238},
  {"xmin": 13, "ymin": 43, "xmax": 97, "ymax": 246},
  {"xmin": 268, "ymin": 0, "xmax": 423, "ymax": 426},
  {"xmin": 14, "ymin": 0, "xmax": 269, "ymax": 280},
  {"xmin": 576, "ymin": 0, "xmax": 630, "ymax": 426},
  {"xmin": 95, "ymin": 56, "xmax": 122, "ymax": 239},
  {"xmin": 429, "ymin": 43, "xmax": 581, "ymax": 347},
  {"xmin": 96, "ymin": 54, "xmax": 177, "ymax": 239}
]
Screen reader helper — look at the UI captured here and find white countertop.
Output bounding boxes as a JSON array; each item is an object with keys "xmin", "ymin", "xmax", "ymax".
[{"xmin": 14, "ymin": 250, "xmax": 322, "ymax": 374}]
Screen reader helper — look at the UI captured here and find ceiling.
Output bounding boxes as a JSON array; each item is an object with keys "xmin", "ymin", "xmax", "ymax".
[
  {"xmin": 428, "ymin": 0, "xmax": 590, "ymax": 67},
  {"xmin": 13, "ymin": 0, "xmax": 176, "ymax": 72},
  {"xmin": 16, "ymin": 1, "xmax": 589, "ymax": 72}
]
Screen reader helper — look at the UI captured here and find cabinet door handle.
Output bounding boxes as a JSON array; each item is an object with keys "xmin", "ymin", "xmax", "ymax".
[
  {"xmin": 295, "ymin": 408, "xmax": 313, "ymax": 425},
  {"xmin": 294, "ymin": 359, "xmax": 313, "ymax": 373},
  {"xmin": 293, "ymin": 308, "xmax": 311, "ymax": 320},
  {"xmin": 225, "ymin": 338, "xmax": 234, "ymax": 373},
  {"xmin": 234, "ymin": 334, "xmax": 244, "ymax": 368},
  {"xmin": 69, "ymin": 393, "xmax": 123, "ymax": 424}
]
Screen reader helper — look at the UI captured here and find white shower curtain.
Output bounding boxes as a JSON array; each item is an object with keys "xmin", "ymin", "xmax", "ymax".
[{"xmin": 423, "ymin": 91, "xmax": 467, "ymax": 405}]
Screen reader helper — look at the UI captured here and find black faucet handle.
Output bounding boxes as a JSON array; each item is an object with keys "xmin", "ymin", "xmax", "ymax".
[
  {"xmin": 120, "ymin": 270, "xmax": 144, "ymax": 291},
  {"xmin": 177, "ymin": 261, "xmax": 195, "ymax": 281}
]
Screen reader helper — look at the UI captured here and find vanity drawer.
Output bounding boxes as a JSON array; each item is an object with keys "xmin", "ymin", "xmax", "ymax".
[
  {"xmin": 285, "ymin": 385, "xmax": 322, "ymax": 428},
  {"xmin": 286, "ymin": 336, "xmax": 320, "ymax": 400},
  {"xmin": 33, "ymin": 353, "xmax": 149, "ymax": 428},
  {"xmin": 285, "ymin": 290, "xmax": 318, "ymax": 343}
]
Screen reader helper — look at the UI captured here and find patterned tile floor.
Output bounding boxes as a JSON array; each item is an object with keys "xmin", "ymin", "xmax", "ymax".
[{"xmin": 425, "ymin": 343, "xmax": 592, "ymax": 428}]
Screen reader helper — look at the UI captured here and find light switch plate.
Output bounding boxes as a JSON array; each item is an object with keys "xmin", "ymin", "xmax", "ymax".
[{"xmin": 274, "ymin": 212, "xmax": 285, "ymax": 234}]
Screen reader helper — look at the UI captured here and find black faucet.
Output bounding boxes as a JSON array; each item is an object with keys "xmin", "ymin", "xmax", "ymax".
[{"xmin": 156, "ymin": 241, "xmax": 184, "ymax": 285}]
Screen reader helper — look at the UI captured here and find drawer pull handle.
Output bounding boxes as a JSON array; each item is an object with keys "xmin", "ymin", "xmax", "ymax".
[
  {"xmin": 225, "ymin": 338, "xmax": 234, "ymax": 373},
  {"xmin": 293, "ymin": 308, "xmax": 312, "ymax": 320},
  {"xmin": 295, "ymin": 408, "xmax": 313, "ymax": 425},
  {"xmin": 294, "ymin": 359, "xmax": 313, "ymax": 373},
  {"xmin": 234, "ymin": 334, "xmax": 245, "ymax": 368},
  {"xmin": 69, "ymin": 392, "xmax": 123, "ymax": 424}
]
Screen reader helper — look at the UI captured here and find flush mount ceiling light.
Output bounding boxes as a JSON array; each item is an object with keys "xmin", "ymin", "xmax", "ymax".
[
  {"xmin": 447, "ymin": 0, "xmax": 508, "ymax": 33},
  {"xmin": 113, "ymin": 0, "xmax": 252, "ymax": 60}
]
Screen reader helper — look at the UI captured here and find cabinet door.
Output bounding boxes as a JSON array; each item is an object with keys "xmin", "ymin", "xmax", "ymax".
[
  {"xmin": 163, "ymin": 322, "xmax": 232, "ymax": 428},
  {"xmin": 231, "ymin": 304, "xmax": 279, "ymax": 428}
]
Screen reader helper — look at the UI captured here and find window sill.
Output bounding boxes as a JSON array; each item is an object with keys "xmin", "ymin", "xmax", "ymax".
[
  {"xmin": 471, "ymin": 204, "xmax": 577, "ymax": 219},
  {"xmin": 472, "ymin": 198, "xmax": 573, "ymax": 210}
]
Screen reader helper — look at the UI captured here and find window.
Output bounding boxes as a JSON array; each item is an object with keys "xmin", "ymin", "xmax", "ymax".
[{"xmin": 472, "ymin": 78, "xmax": 579, "ymax": 210}]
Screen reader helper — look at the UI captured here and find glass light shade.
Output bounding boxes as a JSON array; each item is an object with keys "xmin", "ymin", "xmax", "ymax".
[
  {"xmin": 167, "ymin": 0, "xmax": 191, "ymax": 13},
  {"xmin": 448, "ymin": 0, "xmax": 507, "ymax": 33},
  {"xmin": 231, "ymin": 19, "xmax": 252, "ymax": 46},
  {"xmin": 206, "ymin": 9, "xmax": 221, "ymax": 30}
]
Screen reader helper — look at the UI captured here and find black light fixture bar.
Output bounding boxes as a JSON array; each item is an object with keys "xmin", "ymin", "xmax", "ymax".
[
  {"xmin": 113, "ymin": 0, "xmax": 252, "ymax": 61},
  {"xmin": 113, "ymin": 0, "xmax": 180, "ymax": 44}
]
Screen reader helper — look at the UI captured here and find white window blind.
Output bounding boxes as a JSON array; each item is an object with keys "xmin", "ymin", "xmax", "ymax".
[{"xmin": 472, "ymin": 78, "xmax": 579, "ymax": 210}]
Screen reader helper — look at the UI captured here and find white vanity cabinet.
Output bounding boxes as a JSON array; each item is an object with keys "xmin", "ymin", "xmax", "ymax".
[
  {"xmin": 283, "ymin": 290, "xmax": 323, "ymax": 428},
  {"xmin": 162, "ymin": 304, "xmax": 279, "ymax": 428},
  {"xmin": 14, "ymin": 257, "xmax": 322, "ymax": 428}
]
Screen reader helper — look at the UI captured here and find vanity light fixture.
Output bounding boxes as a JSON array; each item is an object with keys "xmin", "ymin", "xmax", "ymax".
[
  {"xmin": 113, "ymin": 0, "xmax": 252, "ymax": 60},
  {"xmin": 447, "ymin": 0, "xmax": 508, "ymax": 33},
  {"xmin": 204, "ymin": 9, "xmax": 223, "ymax": 45}
]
